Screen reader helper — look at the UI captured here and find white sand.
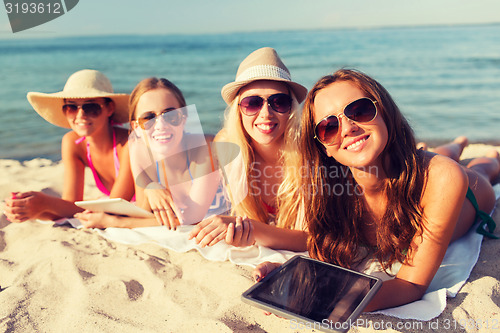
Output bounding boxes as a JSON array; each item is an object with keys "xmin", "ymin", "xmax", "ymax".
[{"xmin": 1, "ymin": 145, "xmax": 499, "ymax": 332}]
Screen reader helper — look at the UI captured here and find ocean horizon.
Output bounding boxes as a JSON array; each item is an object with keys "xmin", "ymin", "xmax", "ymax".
[{"xmin": 1, "ymin": 24, "xmax": 499, "ymax": 161}]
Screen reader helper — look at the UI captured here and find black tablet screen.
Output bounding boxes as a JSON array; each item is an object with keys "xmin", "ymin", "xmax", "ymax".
[{"xmin": 245, "ymin": 257, "xmax": 378, "ymax": 323}]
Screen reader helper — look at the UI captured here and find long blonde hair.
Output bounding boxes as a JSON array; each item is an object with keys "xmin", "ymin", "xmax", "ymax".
[{"xmin": 216, "ymin": 85, "xmax": 301, "ymax": 225}]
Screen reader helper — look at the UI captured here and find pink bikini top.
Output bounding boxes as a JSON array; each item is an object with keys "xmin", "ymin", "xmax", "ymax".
[
  {"xmin": 75, "ymin": 127, "xmax": 119, "ymax": 196},
  {"xmin": 261, "ymin": 199, "xmax": 277, "ymax": 215}
]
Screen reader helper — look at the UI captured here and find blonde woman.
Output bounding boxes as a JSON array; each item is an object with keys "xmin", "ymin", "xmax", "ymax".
[{"xmin": 189, "ymin": 47, "xmax": 309, "ymax": 251}]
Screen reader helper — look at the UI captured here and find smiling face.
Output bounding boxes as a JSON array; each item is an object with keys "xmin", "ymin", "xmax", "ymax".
[
  {"xmin": 133, "ymin": 88, "xmax": 185, "ymax": 154},
  {"xmin": 238, "ymin": 80, "xmax": 291, "ymax": 148},
  {"xmin": 63, "ymin": 97, "xmax": 114, "ymax": 137},
  {"xmin": 313, "ymin": 81, "xmax": 388, "ymax": 169}
]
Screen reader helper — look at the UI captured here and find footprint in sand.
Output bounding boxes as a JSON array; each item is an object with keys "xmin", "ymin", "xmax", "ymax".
[{"xmin": 123, "ymin": 279, "xmax": 144, "ymax": 301}]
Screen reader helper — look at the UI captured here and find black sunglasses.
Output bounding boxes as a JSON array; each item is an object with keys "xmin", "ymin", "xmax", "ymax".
[
  {"xmin": 136, "ymin": 108, "xmax": 185, "ymax": 130},
  {"xmin": 314, "ymin": 97, "xmax": 378, "ymax": 145},
  {"xmin": 239, "ymin": 93, "xmax": 292, "ymax": 116},
  {"xmin": 62, "ymin": 103, "xmax": 104, "ymax": 118}
]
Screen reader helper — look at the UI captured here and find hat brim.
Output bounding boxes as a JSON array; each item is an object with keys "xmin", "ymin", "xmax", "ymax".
[
  {"xmin": 27, "ymin": 91, "xmax": 130, "ymax": 128},
  {"xmin": 221, "ymin": 77, "xmax": 308, "ymax": 105}
]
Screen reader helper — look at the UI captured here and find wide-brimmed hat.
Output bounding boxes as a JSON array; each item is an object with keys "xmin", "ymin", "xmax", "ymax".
[
  {"xmin": 221, "ymin": 47, "xmax": 307, "ymax": 105},
  {"xmin": 27, "ymin": 69, "xmax": 129, "ymax": 128}
]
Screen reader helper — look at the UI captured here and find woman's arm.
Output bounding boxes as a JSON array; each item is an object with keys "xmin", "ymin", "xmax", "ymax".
[
  {"xmin": 61, "ymin": 132, "xmax": 86, "ymax": 202},
  {"xmin": 75, "ymin": 210, "xmax": 161, "ymax": 229},
  {"xmin": 179, "ymin": 168, "xmax": 221, "ymax": 224},
  {"xmin": 365, "ymin": 155, "xmax": 468, "ymax": 311},
  {"xmin": 4, "ymin": 191, "xmax": 83, "ymax": 222},
  {"xmin": 109, "ymin": 139, "xmax": 135, "ymax": 200},
  {"xmin": 35, "ymin": 133, "xmax": 87, "ymax": 218},
  {"xmin": 189, "ymin": 216, "xmax": 308, "ymax": 251},
  {"xmin": 251, "ymin": 221, "xmax": 308, "ymax": 251}
]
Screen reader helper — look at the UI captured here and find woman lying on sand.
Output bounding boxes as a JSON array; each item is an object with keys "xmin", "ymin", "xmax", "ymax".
[
  {"xmin": 188, "ymin": 47, "xmax": 310, "ymax": 251},
  {"xmin": 254, "ymin": 69, "xmax": 499, "ymax": 310},
  {"xmin": 76, "ymin": 77, "xmax": 226, "ymax": 228},
  {"xmin": 4, "ymin": 69, "xmax": 134, "ymax": 222}
]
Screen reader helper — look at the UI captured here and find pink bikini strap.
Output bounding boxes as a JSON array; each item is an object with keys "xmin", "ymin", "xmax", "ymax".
[{"xmin": 74, "ymin": 127, "xmax": 120, "ymax": 196}]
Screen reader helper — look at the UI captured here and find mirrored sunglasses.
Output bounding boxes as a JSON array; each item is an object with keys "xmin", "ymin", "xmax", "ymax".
[
  {"xmin": 239, "ymin": 93, "xmax": 292, "ymax": 116},
  {"xmin": 136, "ymin": 108, "xmax": 185, "ymax": 130},
  {"xmin": 62, "ymin": 103, "xmax": 103, "ymax": 117},
  {"xmin": 314, "ymin": 97, "xmax": 378, "ymax": 145}
]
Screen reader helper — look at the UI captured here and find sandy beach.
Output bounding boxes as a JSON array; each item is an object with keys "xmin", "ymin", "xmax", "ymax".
[{"xmin": 1, "ymin": 144, "xmax": 499, "ymax": 333}]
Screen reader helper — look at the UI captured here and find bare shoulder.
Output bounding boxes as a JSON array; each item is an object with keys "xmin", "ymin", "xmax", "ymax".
[
  {"xmin": 422, "ymin": 151, "xmax": 468, "ymax": 199},
  {"xmin": 62, "ymin": 130, "xmax": 79, "ymax": 144},
  {"xmin": 61, "ymin": 131, "xmax": 81, "ymax": 153},
  {"xmin": 187, "ymin": 134, "xmax": 216, "ymax": 174},
  {"xmin": 214, "ymin": 129, "xmax": 228, "ymax": 142},
  {"xmin": 61, "ymin": 131, "xmax": 86, "ymax": 165}
]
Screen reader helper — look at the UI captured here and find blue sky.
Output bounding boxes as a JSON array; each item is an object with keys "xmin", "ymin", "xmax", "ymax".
[{"xmin": 1, "ymin": 0, "xmax": 500, "ymax": 38}]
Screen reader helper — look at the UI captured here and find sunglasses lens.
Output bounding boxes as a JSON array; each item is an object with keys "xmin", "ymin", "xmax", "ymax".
[
  {"xmin": 62, "ymin": 104, "xmax": 78, "ymax": 113},
  {"xmin": 344, "ymin": 98, "xmax": 377, "ymax": 123},
  {"xmin": 268, "ymin": 93, "xmax": 292, "ymax": 113},
  {"xmin": 137, "ymin": 113, "xmax": 156, "ymax": 130},
  {"xmin": 162, "ymin": 110, "xmax": 184, "ymax": 126},
  {"xmin": 314, "ymin": 98, "xmax": 377, "ymax": 145},
  {"xmin": 315, "ymin": 116, "xmax": 339, "ymax": 144},
  {"xmin": 62, "ymin": 103, "xmax": 102, "ymax": 117},
  {"xmin": 239, "ymin": 96, "xmax": 264, "ymax": 115},
  {"xmin": 81, "ymin": 103, "xmax": 102, "ymax": 117},
  {"xmin": 138, "ymin": 110, "xmax": 184, "ymax": 130}
]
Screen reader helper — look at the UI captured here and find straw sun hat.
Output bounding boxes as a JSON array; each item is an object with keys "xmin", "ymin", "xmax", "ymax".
[
  {"xmin": 27, "ymin": 69, "xmax": 129, "ymax": 129},
  {"xmin": 221, "ymin": 47, "xmax": 307, "ymax": 105}
]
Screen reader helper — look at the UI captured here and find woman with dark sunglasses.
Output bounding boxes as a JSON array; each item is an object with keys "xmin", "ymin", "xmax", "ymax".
[
  {"xmin": 254, "ymin": 68, "xmax": 499, "ymax": 310},
  {"xmin": 188, "ymin": 47, "xmax": 310, "ymax": 251},
  {"xmin": 4, "ymin": 69, "xmax": 135, "ymax": 222},
  {"xmin": 76, "ymin": 77, "xmax": 228, "ymax": 228}
]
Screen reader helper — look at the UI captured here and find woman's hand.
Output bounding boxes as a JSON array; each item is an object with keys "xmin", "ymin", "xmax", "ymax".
[
  {"xmin": 252, "ymin": 261, "xmax": 283, "ymax": 317},
  {"xmin": 252, "ymin": 261, "xmax": 281, "ymax": 282},
  {"xmin": 4, "ymin": 191, "xmax": 48, "ymax": 222},
  {"xmin": 144, "ymin": 183, "xmax": 181, "ymax": 230},
  {"xmin": 188, "ymin": 215, "xmax": 255, "ymax": 247},
  {"xmin": 75, "ymin": 210, "xmax": 118, "ymax": 229}
]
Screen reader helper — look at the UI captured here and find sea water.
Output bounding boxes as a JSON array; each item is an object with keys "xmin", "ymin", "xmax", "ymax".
[{"xmin": 1, "ymin": 24, "xmax": 499, "ymax": 161}]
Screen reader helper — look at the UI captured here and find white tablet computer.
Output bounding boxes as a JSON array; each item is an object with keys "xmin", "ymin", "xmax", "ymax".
[
  {"xmin": 75, "ymin": 198, "xmax": 154, "ymax": 218},
  {"xmin": 242, "ymin": 255, "xmax": 382, "ymax": 333}
]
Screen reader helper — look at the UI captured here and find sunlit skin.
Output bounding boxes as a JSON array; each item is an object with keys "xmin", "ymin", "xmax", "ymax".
[
  {"xmin": 253, "ymin": 80, "xmax": 500, "ymax": 311},
  {"xmin": 239, "ymin": 80, "xmax": 291, "ymax": 149},
  {"xmin": 4, "ymin": 97, "xmax": 134, "ymax": 223},
  {"xmin": 64, "ymin": 98, "xmax": 114, "ymax": 139},
  {"xmin": 313, "ymin": 82, "xmax": 388, "ymax": 176},
  {"xmin": 188, "ymin": 80, "xmax": 308, "ymax": 252},
  {"xmin": 76, "ymin": 86, "xmax": 220, "ymax": 229},
  {"xmin": 133, "ymin": 89, "xmax": 185, "ymax": 156}
]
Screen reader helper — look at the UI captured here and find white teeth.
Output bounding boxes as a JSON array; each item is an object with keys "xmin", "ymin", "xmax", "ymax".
[
  {"xmin": 256, "ymin": 123, "xmax": 276, "ymax": 130},
  {"xmin": 154, "ymin": 134, "xmax": 173, "ymax": 140},
  {"xmin": 346, "ymin": 138, "xmax": 367, "ymax": 150}
]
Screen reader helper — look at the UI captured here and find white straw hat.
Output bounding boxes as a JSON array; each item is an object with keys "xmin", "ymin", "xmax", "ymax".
[
  {"xmin": 221, "ymin": 47, "xmax": 307, "ymax": 104},
  {"xmin": 27, "ymin": 69, "xmax": 129, "ymax": 128}
]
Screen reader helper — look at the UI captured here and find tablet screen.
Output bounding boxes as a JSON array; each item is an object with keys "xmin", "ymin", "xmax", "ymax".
[{"xmin": 242, "ymin": 256, "xmax": 381, "ymax": 332}]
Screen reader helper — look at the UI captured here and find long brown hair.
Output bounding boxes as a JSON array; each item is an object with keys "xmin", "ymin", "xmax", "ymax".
[{"xmin": 298, "ymin": 69, "xmax": 426, "ymax": 271}]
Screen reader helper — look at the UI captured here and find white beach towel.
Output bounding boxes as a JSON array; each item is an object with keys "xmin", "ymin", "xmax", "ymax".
[
  {"xmin": 53, "ymin": 219, "xmax": 308, "ymax": 266},
  {"xmin": 96, "ymin": 225, "xmax": 307, "ymax": 266},
  {"xmin": 51, "ymin": 184, "xmax": 499, "ymax": 321}
]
